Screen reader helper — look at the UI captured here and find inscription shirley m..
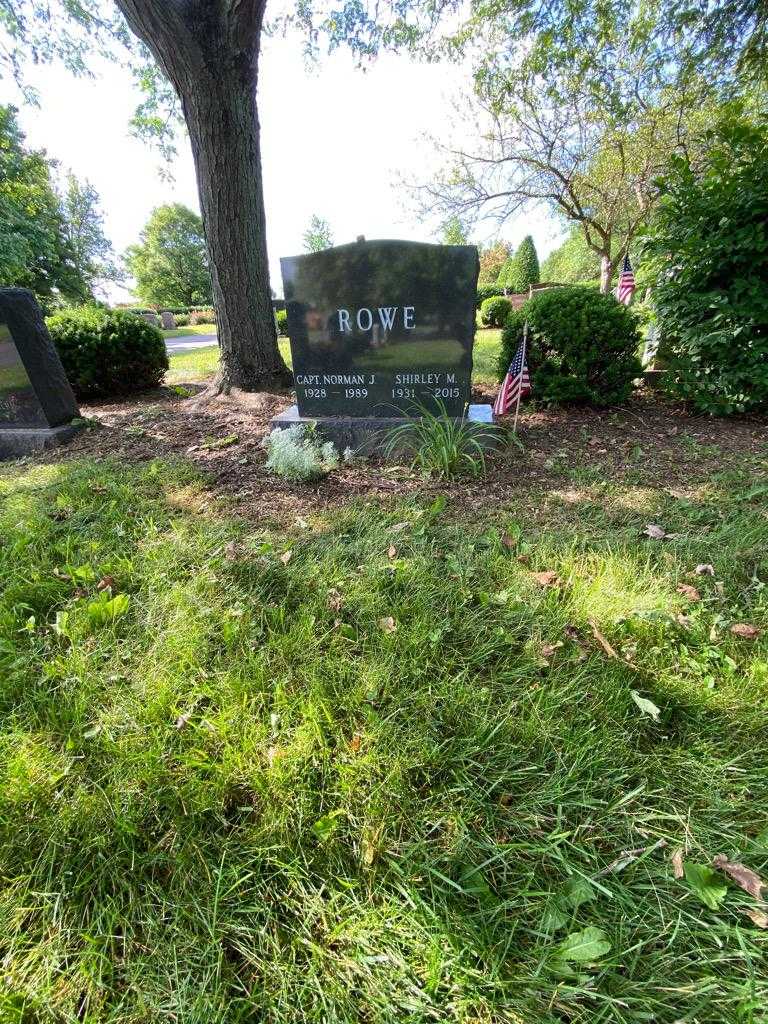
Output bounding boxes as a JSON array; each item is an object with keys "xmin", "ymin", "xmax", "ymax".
[{"xmin": 281, "ymin": 239, "xmax": 479, "ymax": 419}]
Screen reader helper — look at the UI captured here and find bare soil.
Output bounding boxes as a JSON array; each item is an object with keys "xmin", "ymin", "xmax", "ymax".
[{"xmin": 31, "ymin": 380, "xmax": 768, "ymax": 523}]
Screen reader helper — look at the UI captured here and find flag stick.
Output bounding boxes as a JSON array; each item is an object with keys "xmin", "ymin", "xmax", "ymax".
[{"xmin": 512, "ymin": 321, "xmax": 528, "ymax": 435}]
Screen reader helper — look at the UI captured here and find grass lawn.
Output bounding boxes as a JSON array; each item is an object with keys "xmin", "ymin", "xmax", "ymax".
[
  {"xmin": 162, "ymin": 324, "xmax": 219, "ymax": 339},
  {"xmin": 166, "ymin": 331, "xmax": 502, "ymax": 388},
  {"xmin": 1, "ymin": 432, "xmax": 767, "ymax": 1020}
]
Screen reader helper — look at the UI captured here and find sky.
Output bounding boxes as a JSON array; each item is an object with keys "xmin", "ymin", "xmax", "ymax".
[{"xmin": 7, "ymin": 27, "xmax": 563, "ymax": 301}]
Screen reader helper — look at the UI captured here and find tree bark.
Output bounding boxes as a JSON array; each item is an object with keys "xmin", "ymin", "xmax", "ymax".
[
  {"xmin": 113, "ymin": 0, "xmax": 291, "ymax": 391},
  {"xmin": 599, "ymin": 254, "xmax": 612, "ymax": 294}
]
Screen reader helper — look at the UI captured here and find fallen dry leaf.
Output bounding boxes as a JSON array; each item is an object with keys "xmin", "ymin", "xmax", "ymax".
[
  {"xmin": 267, "ymin": 744, "xmax": 281, "ymax": 766},
  {"xmin": 589, "ymin": 618, "xmax": 618, "ymax": 659},
  {"xmin": 730, "ymin": 623, "xmax": 761, "ymax": 639},
  {"xmin": 533, "ymin": 570, "xmax": 560, "ymax": 588},
  {"xmin": 541, "ymin": 641, "xmax": 564, "ymax": 658},
  {"xmin": 387, "ymin": 545, "xmax": 397, "ymax": 559},
  {"xmin": 224, "ymin": 541, "xmax": 240, "ymax": 560},
  {"xmin": 672, "ymin": 848, "xmax": 685, "ymax": 879},
  {"xmin": 97, "ymin": 575, "xmax": 115, "ymax": 591},
  {"xmin": 349, "ymin": 733, "xmax": 362, "ymax": 753},
  {"xmin": 378, "ymin": 616, "xmax": 397, "ymax": 633},
  {"xmin": 361, "ymin": 825, "xmax": 381, "ymax": 866},
  {"xmin": 643, "ymin": 524, "xmax": 667, "ymax": 540},
  {"xmin": 327, "ymin": 588, "xmax": 343, "ymax": 612},
  {"xmin": 174, "ymin": 710, "xmax": 193, "ymax": 730},
  {"xmin": 389, "ymin": 521, "xmax": 410, "ymax": 533},
  {"xmin": 501, "ymin": 532, "xmax": 517, "ymax": 550},
  {"xmin": 742, "ymin": 908, "xmax": 768, "ymax": 929},
  {"xmin": 713, "ymin": 854, "xmax": 765, "ymax": 898},
  {"xmin": 695, "ymin": 564, "xmax": 715, "ymax": 576},
  {"xmin": 280, "ymin": 550, "xmax": 293, "ymax": 565},
  {"xmin": 677, "ymin": 584, "xmax": 701, "ymax": 602}
]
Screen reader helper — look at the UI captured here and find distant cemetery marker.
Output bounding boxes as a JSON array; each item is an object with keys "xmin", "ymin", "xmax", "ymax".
[
  {"xmin": 0, "ymin": 289, "xmax": 81, "ymax": 458},
  {"xmin": 272, "ymin": 238, "xmax": 488, "ymax": 447}
]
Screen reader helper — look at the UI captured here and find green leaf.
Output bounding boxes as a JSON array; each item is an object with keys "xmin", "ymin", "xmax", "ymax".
[
  {"xmin": 556, "ymin": 926, "xmax": 611, "ymax": 963},
  {"xmin": 202, "ymin": 434, "xmax": 239, "ymax": 450},
  {"xmin": 427, "ymin": 494, "xmax": 447, "ymax": 518},
  {"xmin": 86, "ymin": 592, "xmax": 130, "ymax": 628},
  {"xmin": 630, "ymin": 689, "xmax": 661, "ymax": 722},
  {"xmin": 562, "ymin": 876, "xmax": 596, "ymax": 910},
  {"xmin": 541, "ymin": 905, "xmax": 569, "ymax": 933},
  {"xmin": 313, "ymin": 809, "xmax": 345, "ymax": 842},
  {"xmin": 684, "ymin": 863, "xmax": 728, "ymax": 909}
]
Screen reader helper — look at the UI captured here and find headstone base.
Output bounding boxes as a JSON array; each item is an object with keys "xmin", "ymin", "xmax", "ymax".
[
  {"xmin": 269, "ymin": 404, "xmax": 495, "ymax": 454},
  {"xmin": 0, "ymin": 422, "xmax": 83, "ymax": 460}
]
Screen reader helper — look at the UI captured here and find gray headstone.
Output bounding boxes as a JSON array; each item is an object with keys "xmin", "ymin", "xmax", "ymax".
[
  {"xmin": 280, "ymin": 239, "xmax": 479, "ymax": 419},
  {"xmin": 160, "ymin": 310, "xmax": 176, "ymax": 330},
  {"xmin": 0, "ymin": 289, "xmax": 79, "ymax": 428},
  {"xmin": 0, "ymin": 289, "xmax": 81, "ymax": 457},
  {"xmin": 142, "ymin": 312, "xmax": 160, "ymax": 327}
]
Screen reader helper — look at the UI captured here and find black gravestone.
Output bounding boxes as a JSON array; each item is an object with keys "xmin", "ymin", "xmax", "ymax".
[
  {"xmin": 280, "ymin": 239, "xmax": 479, "ymax": 419},
  {"xmin": 0, "ymin": 288, "xmax": 81, "ymax": 458}
]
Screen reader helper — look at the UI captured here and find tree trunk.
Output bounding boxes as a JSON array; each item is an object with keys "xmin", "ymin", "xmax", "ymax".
[
  {"xmin": 114, "ymin": 0, "xmax": 291, "ymax": 391},
  {"xmin": 599, "ymin": 253, "xmax": 613, "ymax": 294}
]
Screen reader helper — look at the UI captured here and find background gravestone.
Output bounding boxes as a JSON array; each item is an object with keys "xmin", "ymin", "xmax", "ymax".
[
  {"xmin": 280, "ymin": 239, "xmax": 479, "ymax": 421},
  {"xmin": 160, "ymin": 310, "xmax": 176, "ymax": 330},
  {"xmin": 0, "ymin": 288, "xmax": 81, "ymax": 458}
]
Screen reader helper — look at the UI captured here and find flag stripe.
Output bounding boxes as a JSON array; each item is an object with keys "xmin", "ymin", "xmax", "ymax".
[
  {"xmin": 617, "ymin": 253, "xmax": 636, "ymax": 305},
  {"xmin": 493, "ymin": 331, "xmax": 531, "ymax": 416}
]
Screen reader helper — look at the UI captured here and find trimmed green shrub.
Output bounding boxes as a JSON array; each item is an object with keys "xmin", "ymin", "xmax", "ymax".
[
  {"xmin": 480, "ymin": 296, "xmax": 512, "ymax": 328},
  {"xmin": 276, "ymin": 309, "xmax": 288, "ymax": 336},
  {"xmin": 642, "ymin": 113, "xmax": 768, "ymax": 414},
  {"xmin": 476, "ymin": 285, "xmax": 504, "ymax": 308},
  {"xmin": 46, "ymin": 306, "xmax": 169, "ymax": 399},
  {"xmin": 498, "ymin": 286, "xmax": 641, "ymax": 406},
  {"xmin": 174, "ymin": 314, "xmax": 190, "ymax": 327}
]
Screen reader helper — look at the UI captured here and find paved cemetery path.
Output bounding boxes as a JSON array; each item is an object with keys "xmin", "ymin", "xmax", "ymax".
[{"xmin": 165, "ymin": 333, "xmax": 218, "ymax": 354}]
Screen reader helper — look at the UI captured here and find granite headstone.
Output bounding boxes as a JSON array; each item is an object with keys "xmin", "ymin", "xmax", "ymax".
[
  {"xmin": 280, "ymin": 239, "xmax": 479, "ymax": 420},
  {"xmin": 0, "ymin": 289, "xmax": 81, "ymax": 458}
]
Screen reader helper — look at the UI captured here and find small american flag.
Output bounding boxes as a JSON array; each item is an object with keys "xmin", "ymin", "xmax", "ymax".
[
  {"xmin": 493, "ymin": 325, "xmax": 531, "ymax": 417},
  {"xmin": 616, "ymin": 253, "xmax": 636, "ymax": 305}
]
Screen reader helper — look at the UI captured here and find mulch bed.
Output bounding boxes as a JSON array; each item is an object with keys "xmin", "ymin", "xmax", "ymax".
[{"xmin": 27, "ymin": 379, "xmax": 768, "ymax": 523}]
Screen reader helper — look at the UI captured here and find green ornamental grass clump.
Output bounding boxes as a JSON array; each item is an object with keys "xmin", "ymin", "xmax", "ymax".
[
  {"xmin": 480, "ymin": 295, "xmax": 512, "ymax": 329},
  {"xmin": 499, "ymin": 286, "xmax": 641, "ymax": 405},
  {"xmin": 46, "ymin": 306, "xmax": 169, "ymax": 399}
]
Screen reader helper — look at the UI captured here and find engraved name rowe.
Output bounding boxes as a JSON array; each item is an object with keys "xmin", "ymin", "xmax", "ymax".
[{"xmin": 336, "ymin": 305, "xmax": 415, "ymax": 333}]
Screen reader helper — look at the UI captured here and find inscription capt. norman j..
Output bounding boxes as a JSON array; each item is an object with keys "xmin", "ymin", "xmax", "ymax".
[{"xmin": 280, "ymin": 239, "xmax": 479, "ymax": 419}]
